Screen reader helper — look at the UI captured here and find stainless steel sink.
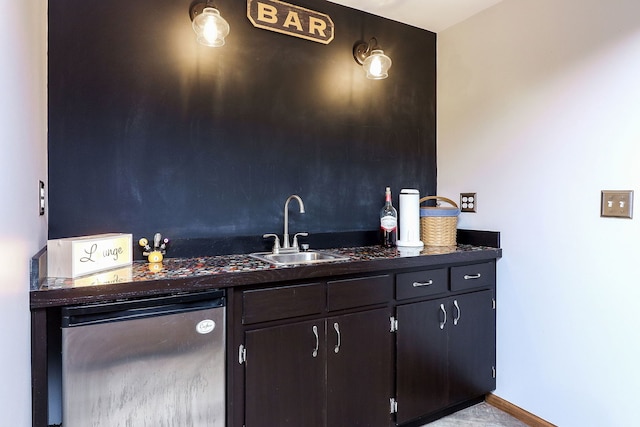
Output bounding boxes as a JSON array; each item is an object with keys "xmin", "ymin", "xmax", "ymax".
[{"xmin": 249, "ymin": 250, "xmax": 349, "ymax": 266}]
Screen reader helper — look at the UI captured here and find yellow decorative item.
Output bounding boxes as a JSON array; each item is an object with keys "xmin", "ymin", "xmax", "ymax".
[
  {"xmin": 148, "ymin": 262, "xmax": 163, "ymax": 273},
  {"xmin": 147, "ymin": 251, "xmax": 163, "ymax": 263},
  {"xmin": 138, "ymin": 233, "xmax": 169, "ymax": 262}
]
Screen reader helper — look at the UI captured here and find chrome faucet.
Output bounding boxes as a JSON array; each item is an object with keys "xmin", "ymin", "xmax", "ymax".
[
  {"xmin": 283, "ymin": 195, "xmax": 306, "ymax": 249},
  {"xmin": 263, "ymin": 194, "xmax": 308, "ymax": 254}
]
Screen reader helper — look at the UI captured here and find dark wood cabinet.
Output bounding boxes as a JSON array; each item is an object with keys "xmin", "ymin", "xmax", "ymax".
[
  {"xmin": 448, "ymin": 290, "xmax": 496, "ymax": 405},
  {"xmin": 395, "ymin": 262, "xmax": 496, "ymax": 425},
  {"xmin": 242, "ymin": 282, "xmax": 325, "ymax": 325},
  {"xmin": 327, "ymin": 308, "xmax": 393, "ymax": 427},
  {"xmin": 396, "ymin": 298, "xmax": 449, "ymax": 421},
  {"xmin": 244, "ymin": 319, "xmax": 326, "ymax": 427},
  {"xmin": 238, "ymin": 263, "xmax": 497, "ymax": 427},
  {"xmin": 240, "ymin": 276, "xmax": 394, "ymax": 427}
]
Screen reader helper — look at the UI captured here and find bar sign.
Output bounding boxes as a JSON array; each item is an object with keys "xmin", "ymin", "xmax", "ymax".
[{"xmin": 247, "ymin": 0, "xmax": 335, "ymax": 44}]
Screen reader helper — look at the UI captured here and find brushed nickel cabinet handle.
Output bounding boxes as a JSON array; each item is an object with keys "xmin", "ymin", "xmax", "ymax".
[
  {"xmin": 439, "ymin": 303, "xmax": 447, "ymax": 330},
  {"xmin": 464, "ymin": 273, "xmax": 482, "ymax": 280},
  {"xmin": 453, "ymin": 300, "xmax": 461, "ymax": 326},
  {"xmin": 413, "ymin": 280, "xmax": 434, "ymax": 287},
  {"xmin": 312, "ymin": 325, "xmax": 319, "ymax": 358},
  {"xmin": 333, "ymin": 322, "xmax": 341, "ymax": 354}
]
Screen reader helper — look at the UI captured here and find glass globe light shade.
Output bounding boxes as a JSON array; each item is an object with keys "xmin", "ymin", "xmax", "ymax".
[
  {"xmin": 363, "ymin": 49, "xmax": 392, "ymax": 80},
  {"xmin": 192, "ymin": 7, "xmax": 230, "ymax": 47}
]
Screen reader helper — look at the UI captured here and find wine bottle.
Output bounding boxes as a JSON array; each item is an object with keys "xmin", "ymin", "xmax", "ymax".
[{"xmin": 380, "ymin": 187, "xmax": 397, "ymax": 247}]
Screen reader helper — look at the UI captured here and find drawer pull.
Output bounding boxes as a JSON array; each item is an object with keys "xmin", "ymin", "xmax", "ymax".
[
  {"xmin": 453, "ymin": 300, "xmax": 461, "ymax": 326},
  {"xmin": 412, "ymin": 280, "xmax": 434, "ymax": 287},
  {"xmin": 312, "ymin": 325, "xmax": 319, "ymax": 358},
  {"xmin": 463, "ymin": 273, "xmax": 482, "ymax": 280},
  {"xmin": 439, "ymin": 303, "xmax": 447, "ymax": 330},
  {"xmin": 333, "ymin": 322, "xmax": 341, "ymax": 354}
]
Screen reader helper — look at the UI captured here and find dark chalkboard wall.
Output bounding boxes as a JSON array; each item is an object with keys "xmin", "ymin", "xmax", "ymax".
[{"xmin": 48, "ymin": 0, "xmax": 437, "ymax": 253}]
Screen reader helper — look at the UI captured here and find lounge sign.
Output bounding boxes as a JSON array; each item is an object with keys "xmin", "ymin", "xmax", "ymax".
[{"xmin": 247, "ymin": 0, "xmax": 335, "ymax": 44}]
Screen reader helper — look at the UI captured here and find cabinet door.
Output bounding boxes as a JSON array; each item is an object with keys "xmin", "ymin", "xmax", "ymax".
[
  {"xmin": 396, "ymin": 291, "xmax": 496, "ymax": 424},
  {"xmin": 448, "ymin": 290, "xmax": 496, "ymax": 405},
  {"xmin": 396, "ymin": 299, "xmax": 448, "ymax": 424},
  {"xmin": 244, "ymin": 320, "xmax": 326, "ymax": 427},
  {"xmin": 327, "ymin": 308, "xmax": 393, "ymax": 427}
]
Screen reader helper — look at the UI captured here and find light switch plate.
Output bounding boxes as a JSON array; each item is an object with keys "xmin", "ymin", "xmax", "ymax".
[
  {"xmin": 39, "ymin": 180, "xmax": 45, "ymax": 216},
  {"xmin": 601, "ymin": 190, "xmax": 633, "ymax": 218}
]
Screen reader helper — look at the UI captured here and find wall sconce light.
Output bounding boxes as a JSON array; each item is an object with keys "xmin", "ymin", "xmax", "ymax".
[
  {"xmin": 353, "ymin": 38, "xmax": 392, "ymax": 80},
  {"xmin": 189, "ymin": 1, "xmax": 230, "ymax": 47}
]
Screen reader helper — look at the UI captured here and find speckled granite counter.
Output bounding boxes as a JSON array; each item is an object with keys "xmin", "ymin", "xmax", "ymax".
[{"xmin": 30, "ymin": 244, "xmax": 502, "ymax": 309}]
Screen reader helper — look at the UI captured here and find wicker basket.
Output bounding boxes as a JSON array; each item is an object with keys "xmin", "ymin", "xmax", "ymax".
[{"xmin": 419, "ymin": 196, "xmax": 460, "ymax": 246}]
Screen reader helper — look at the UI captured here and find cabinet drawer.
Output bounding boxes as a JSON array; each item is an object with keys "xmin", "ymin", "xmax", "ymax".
[
  {"xmin": 327, "ymin": 274, "xmax": 393, "ymax": 311},
  {"xmin": 450, "ymin": 262, "xmax": 495, "ymax": 291},
  {"xmin": 243, "ymin": 283, "xmax": 324, "ymax": 324},
  {"xmin": 396, "ymin": 268, "xmax": 448, "ymax": 300}
]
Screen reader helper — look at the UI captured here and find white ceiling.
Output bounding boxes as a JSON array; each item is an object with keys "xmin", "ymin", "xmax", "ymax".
[{"xmin": 327, "ymin": 0, "xmax": 504, "ymax": 32}]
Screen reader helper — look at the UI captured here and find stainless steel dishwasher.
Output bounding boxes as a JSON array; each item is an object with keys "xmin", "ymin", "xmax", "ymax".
[{"xmin": 61, "ymin": 290, "xmax": 225, "ymax": 427}]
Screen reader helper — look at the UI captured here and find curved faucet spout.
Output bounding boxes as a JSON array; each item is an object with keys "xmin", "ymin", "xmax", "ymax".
[{"xmin": 283, "ymin": 195, "xmax": 305, "ymax": 248}]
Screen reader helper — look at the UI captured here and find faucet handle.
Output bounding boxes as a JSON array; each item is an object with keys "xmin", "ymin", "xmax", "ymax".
[
  {"xmin": 263, "ymin": 234, "xmax": 281, "ymax": 254},
  {"xmin": 292, "ymin": 232, "xmax": 309, "ymax": 249}
]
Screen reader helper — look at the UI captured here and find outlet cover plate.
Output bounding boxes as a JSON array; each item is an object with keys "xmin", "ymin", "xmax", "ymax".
[
  {"xmin": 460, "ymin": 193, "xmax": 477, "ymax": 213},
  {"xmin": 601, "ymin": 190, "xmax": 633, "ymax": 219}
]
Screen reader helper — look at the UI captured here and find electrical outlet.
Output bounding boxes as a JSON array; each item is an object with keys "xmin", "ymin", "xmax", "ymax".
[
  {"xmin": 460, "ymin": 193, "xmax": 476, "ymax": 213},
  {"xmin": 601, "ymin": 190, "xmax": 633, "ymax": 218},
  {"xmin": 39, "ymin": 180, "xmax": 45, "ymax": 216}
]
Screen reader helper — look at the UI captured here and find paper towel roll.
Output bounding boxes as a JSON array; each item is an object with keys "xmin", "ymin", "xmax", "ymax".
[{"xmin": 397, "ymin": 189, "xmax": 424, "ymax": 248}]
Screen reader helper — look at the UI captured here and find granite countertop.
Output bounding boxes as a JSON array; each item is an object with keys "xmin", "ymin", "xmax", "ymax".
[{"xmin": 30, "ymin": 244, "xmax": 502, "ymax": 309}]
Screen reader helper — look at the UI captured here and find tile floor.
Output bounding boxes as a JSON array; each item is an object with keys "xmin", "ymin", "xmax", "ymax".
[{"xmin": 422, "ymin": 402, "xmax": 529, "ymax": 427}]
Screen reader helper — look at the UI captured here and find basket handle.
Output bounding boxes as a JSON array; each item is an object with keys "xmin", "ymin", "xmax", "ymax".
[{"xmin": 419, "ymin": 196, "xmax": 459, "ymax": 208}]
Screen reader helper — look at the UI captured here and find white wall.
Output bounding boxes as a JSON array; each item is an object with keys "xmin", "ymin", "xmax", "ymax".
[
  {"xmin": 438, "ymin": 0, "xmax": 640, "ymax": 425},
  {"xmin": 0, "ymin": 0, "xmax": 48, "ymax": 425}
]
